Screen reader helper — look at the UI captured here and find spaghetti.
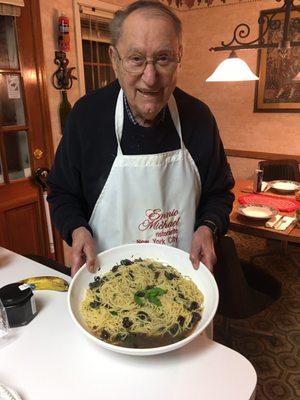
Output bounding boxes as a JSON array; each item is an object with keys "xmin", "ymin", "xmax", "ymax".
[{"xmin": 80, "ymin": 258, "xmax": 204, "ymax": 348}]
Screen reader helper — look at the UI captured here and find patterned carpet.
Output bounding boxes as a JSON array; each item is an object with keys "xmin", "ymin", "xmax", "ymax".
[{"xmin": 214, "ymin": 231, "xmax": 300, "ymax": 400}]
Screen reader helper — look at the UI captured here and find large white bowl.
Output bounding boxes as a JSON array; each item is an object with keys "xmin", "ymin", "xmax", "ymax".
[{"xmin": 68, "ymin": 243, "xmax": 219, "ymax": 356}]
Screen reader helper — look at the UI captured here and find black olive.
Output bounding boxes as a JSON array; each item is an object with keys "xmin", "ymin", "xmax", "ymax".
[
  {"xmin": 169, "ymin": 323, "xmax": 179, "ymax": 335},
  {"xmin": 94, "ymin": 276, "xmax": 100, "ymax": 282},
  {"xmin": 137, "ymin": 311, "xmax": 150, "ymax": 321},
  {"xmin": 99, "ymin": 277, "xmax": 108, "ymax": 285},
  {"xmin": 101, "ymin": 330, "xmax": 110, "ymax": 340},
  {"xmin": 154, "ymin": 271, "xmax": 160, "ymax": 279},
  {"xmin": 189, "ymin": 301, "xmax": 199, "ymax": 311},
  {"xmin": 89, "ymin": 281, "xmax": 100, "ymax": 289},
  {"xmin": 178, "ymin": 316, "xmax": 185, "ymax": 327},
  {"xmin": 122, "ymin": 317, "xmax": 133, "ymax": 328},
  {"xmin": 90, "ymin": 301, "xmax": 100, "ymax": 309},
  {"xmin": 120, "ymin": 259, "xmax": 133, "ymax": 266},
  {"xmin": 112, "ymin": 265, "xmax": 120, "ymax": 273},
  {"xmin": 191, "ymin": 312, "xmax": 201, "ymax": 324},
  {"xmin": 165, "ymin": 271, "xmax": 177, "ymax": 280},
  {"xmin": 135, "ymin": 291, "xmax": 145, "ymax": 297}
]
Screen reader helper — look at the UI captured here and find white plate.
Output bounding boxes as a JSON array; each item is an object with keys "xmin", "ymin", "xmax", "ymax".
[
  {"xmin": 269, "ymin": 180, "xmax": 300, "ymax": 193},
  {"xmin": 238, "ymin": 204, "xmax": 277, "ymax": 220},
  {"xmin": 68, "ymin": 243, "xmax": 219, "ymax": 356}
]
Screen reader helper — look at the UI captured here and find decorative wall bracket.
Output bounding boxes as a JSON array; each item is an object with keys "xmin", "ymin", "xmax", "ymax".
[
  {"xmin": 209, "ymin": 0, "xmax": 300, "ymax": 54},
  {"xmin": 52, "ymin": 51, "xmax": 77, "ymax": 134},
  {"xmin": 52, "ymin": 50, "xmax": 77, "ymax": 90}
]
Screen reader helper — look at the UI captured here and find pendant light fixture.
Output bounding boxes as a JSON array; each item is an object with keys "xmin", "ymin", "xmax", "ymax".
[
  {"xmin": 206, "ymin": 0, "xmax": 300, "ymax": 82},
  {"xmin": 206, "ymin": 51, "xmax": 259, "ymax": 82}
]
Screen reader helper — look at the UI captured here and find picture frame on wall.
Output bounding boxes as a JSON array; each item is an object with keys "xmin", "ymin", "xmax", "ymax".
[{"xmin": 254, "ymin": 6, "xmax": 300, "ymax": 113}]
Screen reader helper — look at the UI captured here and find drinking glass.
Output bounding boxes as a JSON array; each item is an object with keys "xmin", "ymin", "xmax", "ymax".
[{"xmin": 0, "ymin": 298, "xmax": 9, "ymax": 338}]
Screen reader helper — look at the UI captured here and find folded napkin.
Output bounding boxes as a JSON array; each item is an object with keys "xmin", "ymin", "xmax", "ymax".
[
  {"xmin": 0, "ymin": 384, "xmax": 22, "ymax": 400},
  {"xmin": 265, "ymin": 215, "xmax": 282, "ymax": 228},
  {"xmin": 275, "ymin": 216, "xmax": 296, "ymax": 231}
]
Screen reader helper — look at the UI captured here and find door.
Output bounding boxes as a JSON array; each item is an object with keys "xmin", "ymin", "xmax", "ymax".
[{"xmin": 0, "ymin": 0, "xmax": 63, "ymax": 261}]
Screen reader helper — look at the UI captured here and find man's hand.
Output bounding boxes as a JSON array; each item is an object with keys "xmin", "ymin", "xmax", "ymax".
[
  {"xmin": 71, "ymin": 227, "xmax": 95, "ymax": 277},
  {"xmin": 189, "ymin": 226, "xmax": 217, "ymax": 272}
]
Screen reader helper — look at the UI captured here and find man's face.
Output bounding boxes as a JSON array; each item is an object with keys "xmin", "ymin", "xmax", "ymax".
[{"xmin": 110, "ymin": 10, "xmax": 181, "ymax": 124}]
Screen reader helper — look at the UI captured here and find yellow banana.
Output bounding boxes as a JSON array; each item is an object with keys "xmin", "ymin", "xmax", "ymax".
[{"xmin": 19, "ymin": 276, "xmax": 69, "ymax": 292}]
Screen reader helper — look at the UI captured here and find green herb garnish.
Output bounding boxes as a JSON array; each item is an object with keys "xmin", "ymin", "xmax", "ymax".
[
  {"xmin": 134, "ymin": 287, "xmax": 167, "ymax": 307},
  {"xmin": 134, "ymin": 293, "xmax": 144, "ymax": 306}
]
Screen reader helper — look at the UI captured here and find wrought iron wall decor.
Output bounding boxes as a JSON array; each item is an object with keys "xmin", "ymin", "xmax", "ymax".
[
  {"xmin": 52, "ymin": 50, "xmax": 77, "ymax": 134},
  {"xmin": 209, "ymin": 0, "xmax": 300, "ymax": 54},
  {"xmin": 52, "ymin": 51, "xmax": 77, "ymax": 90}
]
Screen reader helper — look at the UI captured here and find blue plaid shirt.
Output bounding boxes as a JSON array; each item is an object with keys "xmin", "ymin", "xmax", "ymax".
[{"xmin": 123, "ymin": 94, "xmax": 166, "ymax": 126}]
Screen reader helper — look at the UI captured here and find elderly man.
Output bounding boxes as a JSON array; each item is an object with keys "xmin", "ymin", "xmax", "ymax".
[{"xmin": 47, "ymin": 0, "xmax": 234, "ymax": 277}]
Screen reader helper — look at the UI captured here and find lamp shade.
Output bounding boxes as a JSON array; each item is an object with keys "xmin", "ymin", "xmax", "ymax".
[
  {"xmin": 293, "ymin": 71, "xmax": 300, "ymax": 81},
  {"xmin": 206, "ymin": 52, "xmax": 259, "ymax": 82}
]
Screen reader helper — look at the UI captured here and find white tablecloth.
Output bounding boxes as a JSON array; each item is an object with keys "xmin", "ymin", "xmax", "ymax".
[{"xmin": 0, "ymin": 247, "xmax": 257, "ymax": 400}]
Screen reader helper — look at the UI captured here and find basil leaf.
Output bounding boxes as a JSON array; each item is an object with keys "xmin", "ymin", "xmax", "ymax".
[
  {"xmin": 149, "ymin": 297, "xmax": 162, "ymax": 307},
  {"xmin": 134, "ymin": 294, "xmax": 144, "ymax": 306},
  {"xmin": 146, "ymin": 287, "xmax": 165, "ymax": 297}
]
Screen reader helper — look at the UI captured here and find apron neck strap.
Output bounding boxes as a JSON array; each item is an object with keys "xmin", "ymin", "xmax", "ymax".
[{"xmin": 115, "ymin": 89, "xmax": 184, "ymax": 154}]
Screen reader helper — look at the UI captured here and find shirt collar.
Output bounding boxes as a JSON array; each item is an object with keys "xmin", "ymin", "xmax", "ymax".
[{"xmin": 123, "ymin": 94, "xmax": 166, "ymax": 126}]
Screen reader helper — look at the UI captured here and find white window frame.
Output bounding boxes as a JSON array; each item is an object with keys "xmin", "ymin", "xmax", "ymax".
[{"xmin": 73, "ymin": 0, "xmax": 120, "ymax": 96}]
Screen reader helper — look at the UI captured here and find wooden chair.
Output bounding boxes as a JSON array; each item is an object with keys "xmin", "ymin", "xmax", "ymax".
[
  {"xmin": 214, "ymin": 236, "xmax": 281, "ymax": 345},
  {"xmin": 258, "ymin": 159, "xmax": 300, "ymax": 182}
]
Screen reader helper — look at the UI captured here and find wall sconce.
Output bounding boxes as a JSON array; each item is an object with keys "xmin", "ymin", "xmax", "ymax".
[{"xmin": 207, "ymin": 0, "xmax": 300, "ymax": 82}]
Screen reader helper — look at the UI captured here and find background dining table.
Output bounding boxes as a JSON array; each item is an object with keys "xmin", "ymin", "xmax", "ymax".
[
  {"xmin": 0, "ymin": 246, "xmax": 257, "ymax": 400},
  {"xmin": 230, "ymin": 179, "xmax": 300, "ymax": 243}
]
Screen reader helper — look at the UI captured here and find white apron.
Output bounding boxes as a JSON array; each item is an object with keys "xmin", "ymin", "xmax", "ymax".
[{"xmin": 89, "ymin": 89, "xmax": 201, "ymax": 254}]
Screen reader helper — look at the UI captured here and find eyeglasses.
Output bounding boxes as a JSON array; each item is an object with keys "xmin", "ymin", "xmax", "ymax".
[{"xmin": 113, "ymin": 47, "xmax": 181, "ymax": 75}]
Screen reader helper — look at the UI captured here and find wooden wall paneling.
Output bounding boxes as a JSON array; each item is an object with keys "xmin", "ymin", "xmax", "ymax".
[{"xmin": 225, "ymin": 149, "xmax": 300, "ymax": 163}]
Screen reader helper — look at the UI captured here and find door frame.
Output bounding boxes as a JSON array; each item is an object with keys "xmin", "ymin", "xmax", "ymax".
[{"xmin": 22, "ymin": 0, "xmax": 65, "ymax": 263}]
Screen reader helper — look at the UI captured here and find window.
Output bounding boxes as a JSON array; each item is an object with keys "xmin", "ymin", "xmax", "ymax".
[
  {"xmin": 0, "ymin": 15, "xmax": 31, "ymax": 183},
  {"xmin": 80, "ymin": 14, "xmax": 115, "ymax": 94}
]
